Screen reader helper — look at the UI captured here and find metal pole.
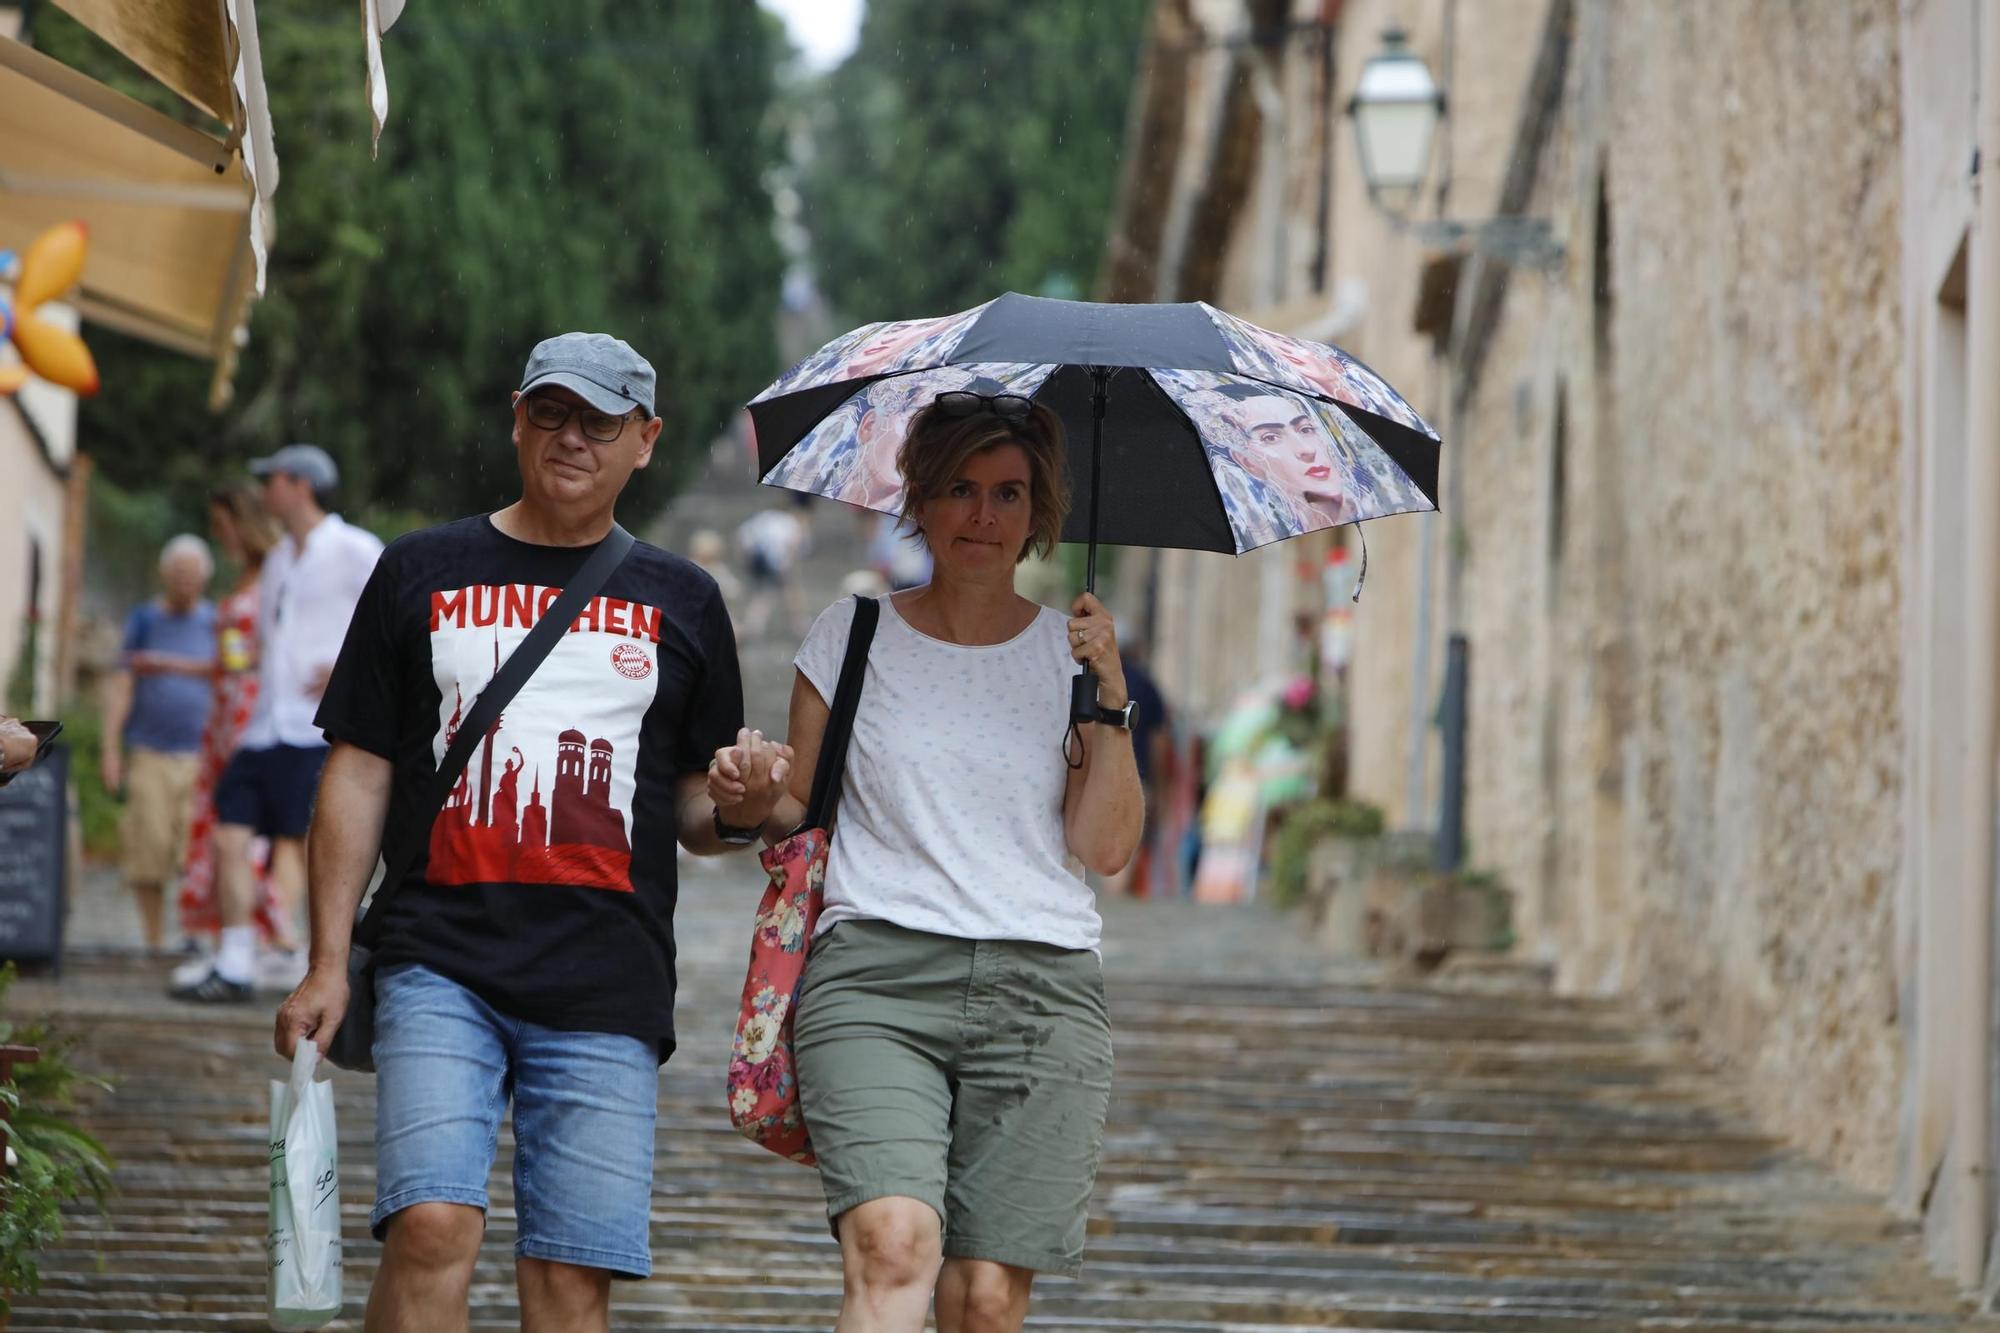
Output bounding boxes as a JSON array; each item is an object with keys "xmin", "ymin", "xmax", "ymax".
[
  {"xmin": 1085, "ymin": 366, "xmax": 1109, "ymax": 593},
  {"xmin": 1073, "ymin": 367, "xmax": 1113, "ymax": 729},
  {"xmin": 1434, "ymin": 633, "xmax": 1468, "ymax": 871},
  {"xmin": 1405, "ymin": 487, "xmax": 1438, "ymax": 826}
]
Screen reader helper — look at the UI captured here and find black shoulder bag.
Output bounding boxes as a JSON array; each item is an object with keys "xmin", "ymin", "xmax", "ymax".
[{"xmin": 323, "ymin": 523, "xmax": 635, "ymax": 1073}]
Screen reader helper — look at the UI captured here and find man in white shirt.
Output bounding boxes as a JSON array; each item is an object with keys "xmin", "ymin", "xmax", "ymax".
[{"xmin": 174, "ymin": 444, "xmax": 383, "ymax": 1003}]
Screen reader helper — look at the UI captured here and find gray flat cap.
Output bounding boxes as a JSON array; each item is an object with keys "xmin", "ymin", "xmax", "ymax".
[
  {"xmin": 249, "ymin": 443, "xmax": 339, "ymax": 492},
  {"xmin": 518, "ymin": 332, "xmax": 656, "ymax": 418}
]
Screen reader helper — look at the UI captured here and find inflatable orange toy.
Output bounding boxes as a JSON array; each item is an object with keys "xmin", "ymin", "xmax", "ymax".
[{"xmin": 0, "ymin": 221, "xmax": 99, "ymax": 397}]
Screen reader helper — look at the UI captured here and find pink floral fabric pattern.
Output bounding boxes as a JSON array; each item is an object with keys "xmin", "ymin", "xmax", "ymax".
[
  {"xmin": 761, "ymin": 362, "xmax": 1056, "ymax": 512},
  {"xmin": 1153, "ymin": 368, "xmax": 1435, "ymax": 551},
  {"xmin": 750, "ymin": 300, "xmax": 994, "ymax": 404},
  {"xmin": 727, "ymin": 826, "xmax": 830, "ymax": 1164},
  {"xmin": 1199, "ymin": 302, "xmax": 1438, "ymax": 439}
]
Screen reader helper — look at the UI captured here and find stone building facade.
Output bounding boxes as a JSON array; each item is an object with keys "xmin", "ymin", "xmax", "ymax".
[{"xmin": 1104, "ymin": 0, "xmax": 2000, "ymax": 1292}]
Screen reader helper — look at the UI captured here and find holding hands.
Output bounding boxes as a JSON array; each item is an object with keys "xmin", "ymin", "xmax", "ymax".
[
  {"xmin": 1068, "ymin": 592, "xmax": 1128, "ymax": 710},
  {"xmin": 708, "ymin": 727, "xmax": 795, "ymax": 832}
]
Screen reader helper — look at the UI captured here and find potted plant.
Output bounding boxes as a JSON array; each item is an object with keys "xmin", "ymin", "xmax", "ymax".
[
  {"xmin": 1267, "ymin": 794, "xmax": 1387, "ymax": 910},
  {"xmin": 0, "ymin": 967, "xmax": 112, "ymax": 1323}
]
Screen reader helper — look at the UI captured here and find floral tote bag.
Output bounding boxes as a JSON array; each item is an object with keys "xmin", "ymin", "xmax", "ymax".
[{"xmin": 727, "ymin": 597, "xmax": 878, "ymax": 1163}]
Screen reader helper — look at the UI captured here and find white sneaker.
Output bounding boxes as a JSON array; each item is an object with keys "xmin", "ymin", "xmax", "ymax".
[
  {"xmin": 255, "ymin": 948, "xmax": 308, "ymax": 993},
  {"xmin": 170, "ymin": 949, "xmax": 216, "ymax": 990}
]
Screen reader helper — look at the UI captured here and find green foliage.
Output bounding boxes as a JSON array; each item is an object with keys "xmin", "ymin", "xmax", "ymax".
[
  {"xmin": 31, "ymin": 2, "xmax": 788, "ymax": 528},
  {"xmin": 0, "ymin": 966, "xmax": 114, "ymax": 1311},
  {"xmin": 1267, "ymin": 796, "xmax": 1387, "ymax": 908},
  {"xmin": 56, "ymin": 699, "xmax": 120, "ymax": 862},
  {"xmin": 86, "ymin": 474, "xmax": 184, "ymax": 610},
  {"xmin": 801, "ymin": 0, "xmax": 1152, "ymax": 323}
]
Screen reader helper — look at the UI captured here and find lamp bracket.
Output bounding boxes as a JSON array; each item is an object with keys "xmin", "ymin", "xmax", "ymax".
[{"xmin": 1407, "ymin": 216, "xmax": 1565, "ymax": 272}]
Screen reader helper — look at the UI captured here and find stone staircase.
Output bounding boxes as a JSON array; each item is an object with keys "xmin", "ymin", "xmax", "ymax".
[
  {"xmin": 13, "ymin": 460, "xmax": 1979, "ymax": 1329},
  {"xmin": 647, "ymin": 445, "xmax": 879, "ymax": 737},
  {"xmin": 9, "ymin": 876, "xmax": 1979, "ymax": 1330}
]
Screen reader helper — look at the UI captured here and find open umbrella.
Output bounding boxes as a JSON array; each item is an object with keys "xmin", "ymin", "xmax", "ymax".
[{"xmin": 747, "ymin": 292, "xmax": 1440, "ymax": 724}]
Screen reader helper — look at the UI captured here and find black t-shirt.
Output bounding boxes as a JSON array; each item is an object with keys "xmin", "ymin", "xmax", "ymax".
[{"xmin": 315, "ymin": 515, "xmax": 742, "ymax": 1058}]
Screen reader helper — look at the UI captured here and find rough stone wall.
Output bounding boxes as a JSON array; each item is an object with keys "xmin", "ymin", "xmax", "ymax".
[
  {"xmin": 1335, "ymin": 0, "xmax": 1549, "ymax": 829},
  {"xmin": 1452, "ymin": 0, "xmax": 1907, "ymax": 1191}
]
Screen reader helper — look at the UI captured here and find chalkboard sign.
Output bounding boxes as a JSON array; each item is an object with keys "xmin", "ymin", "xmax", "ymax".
[{"xmin": 0, "ymin": 744, "xmax": 67, "ymax": 965}]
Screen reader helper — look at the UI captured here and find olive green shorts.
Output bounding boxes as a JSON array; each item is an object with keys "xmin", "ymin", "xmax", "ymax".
[{"xmin": 793, "ymin": 918, "xmax": 1114, "ymax": 1277}]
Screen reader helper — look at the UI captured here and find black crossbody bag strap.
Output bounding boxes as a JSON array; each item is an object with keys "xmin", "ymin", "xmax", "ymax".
[
  {"xmin": 800, "ymin": 596, "xmax": 880, "ymax": 833},
  {"xmin": 352, "ymin": 522, "xmax": 636, "ymax": 949}
]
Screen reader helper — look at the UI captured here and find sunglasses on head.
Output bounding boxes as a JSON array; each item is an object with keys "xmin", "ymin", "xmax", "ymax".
[{"xmin": 934, "ymin": 390, "xmax": 1033, "ymax": 423}]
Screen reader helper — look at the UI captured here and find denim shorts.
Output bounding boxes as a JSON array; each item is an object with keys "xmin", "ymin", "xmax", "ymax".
[{"xmin": 370, "ymin": 963, "xmax": 659, "ymax": 1278}]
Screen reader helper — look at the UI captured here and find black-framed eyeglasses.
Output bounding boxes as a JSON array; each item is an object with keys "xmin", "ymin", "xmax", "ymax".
[
  {"xmin": 524, "ymin": 393, "xmax": 641, "ymax": 443},
  {"xmin": 935, "ymin": 390, "xmax": 1033, "ymax": 423}
]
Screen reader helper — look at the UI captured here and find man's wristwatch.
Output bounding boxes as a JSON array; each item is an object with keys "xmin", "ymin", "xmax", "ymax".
[
  {"xmin": 712, "ymin": 808, "xmax": 762, "ymax": 846},
  {"xmin": 1100, "ymin": 699, "xmax": 1137, "ymax": 731}
]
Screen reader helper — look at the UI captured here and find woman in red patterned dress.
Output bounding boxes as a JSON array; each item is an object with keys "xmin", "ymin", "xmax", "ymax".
[{"xmin": 175, "ymin": 485, "xmax": 288, "ymax": 952}]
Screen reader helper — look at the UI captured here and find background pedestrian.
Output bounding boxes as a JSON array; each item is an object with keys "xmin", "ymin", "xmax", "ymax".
[
  {"xmin": 101, "ymin": 535, "xmax": 216, "ymax": 953},
  {"xmin": 736, "ymin": 504, "xmax": 809, "ymax": 637},
  {"xmin": 173, "ymin": 445, "xmax": 381, "ymax": 1002},
  {"xmin": 174, "ymin": 484, "xmax": 286, "ymax": 972}
]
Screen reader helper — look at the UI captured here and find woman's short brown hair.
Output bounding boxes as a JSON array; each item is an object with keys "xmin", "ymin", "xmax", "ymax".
[{"xmin": 896, "ymin": 399, "xmax": 1070, "ymax": 564}]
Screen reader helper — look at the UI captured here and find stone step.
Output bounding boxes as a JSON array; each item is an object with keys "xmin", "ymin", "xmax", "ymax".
[{"xmin": 7, "ymin": 883, "xmax": 1975, "ymax": 1328}]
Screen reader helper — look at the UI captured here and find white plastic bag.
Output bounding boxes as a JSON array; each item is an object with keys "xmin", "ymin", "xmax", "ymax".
[{"xmin": 268, "ymin": 1041, "xmax": 343, "ymax": 1329}]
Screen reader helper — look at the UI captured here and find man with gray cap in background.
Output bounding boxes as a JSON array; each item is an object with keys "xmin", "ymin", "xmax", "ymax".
[
  {"xmin": 274, "ymin": 333, "xmax": 771, "ymax": 1330},
  {"xmin": 173, "ymin": 443, "xmax": 383, "ymax": 1002}
]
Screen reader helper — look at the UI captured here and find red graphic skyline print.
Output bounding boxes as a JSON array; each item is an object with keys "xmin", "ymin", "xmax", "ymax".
[{"xmin": 425, "ymin": 582, "xmax": 662, "ymax": 892}]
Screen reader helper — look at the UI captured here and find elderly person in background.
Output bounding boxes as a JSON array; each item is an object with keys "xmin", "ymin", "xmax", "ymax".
[
  {"xmin": 712, "ymin": 389, "xmax": 1145, "ymax": 1333},
  {"xmin": 102, "ymin": 534, "xmax": 218, "ymax": 953}
]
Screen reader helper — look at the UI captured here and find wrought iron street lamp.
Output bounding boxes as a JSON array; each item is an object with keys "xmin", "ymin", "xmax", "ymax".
[
  {"xmin": 1346, "ymin": 28, "xmax": 1444, "ymax": 216},
  {"xmin": 1345, "ymin": 27, "xmax": 1561, "ymax": 270}
]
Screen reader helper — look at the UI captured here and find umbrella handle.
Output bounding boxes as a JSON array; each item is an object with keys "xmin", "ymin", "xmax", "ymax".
[
  {"xmin": 1066, "ymin": 669, "xmax": 1115, "ymax": 770},
  {"xmin": 1070, "ymin": 668, "xmax": 1121, "ymax": 727}
]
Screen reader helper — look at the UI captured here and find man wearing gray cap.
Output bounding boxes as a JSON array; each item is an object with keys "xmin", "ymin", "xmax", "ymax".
[
  {"xmin": 274, "ymin": 333, "xmax": 773, "ymax": 1330},
  {"xmin": 173, "ymin": 443, "xmax": 384, "ymax": 1002}
]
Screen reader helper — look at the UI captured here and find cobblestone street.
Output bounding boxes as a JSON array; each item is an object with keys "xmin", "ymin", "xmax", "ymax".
[
  {"xmin": 6, "ymin": 856, "xmax": 1978, "ymax": 1330},
  {"xmin": 4, "ymin": 456, "xmax": 1979, "ymax": 1329}
]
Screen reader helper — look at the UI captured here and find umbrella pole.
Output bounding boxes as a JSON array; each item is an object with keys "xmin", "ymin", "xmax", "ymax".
[
  {"xmin": 1072, "ymin": 366, "xmax": 1112, "ymax": 731},
  {"xmin": 1085, "ymin": 365, "xmax": 1108, "ymax": 593}
]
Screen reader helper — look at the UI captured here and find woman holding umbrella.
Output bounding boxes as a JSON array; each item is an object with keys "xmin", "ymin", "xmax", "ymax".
[
  {"xmin": 725, "ymin": 290, "xmax": 1441, "ymax": 1330},
  {"xmin": 712, "ymin": 390, "xmax": 1143, "ymax": 1332}
]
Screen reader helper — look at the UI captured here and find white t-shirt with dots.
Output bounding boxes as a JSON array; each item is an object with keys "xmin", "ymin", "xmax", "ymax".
[{"xmin": 792, "ymin": 595, "xmax": 1099, "ymax": 952}]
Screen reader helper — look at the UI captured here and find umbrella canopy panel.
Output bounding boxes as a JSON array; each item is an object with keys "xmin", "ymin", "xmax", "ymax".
[
  {"xmin": 951, "ymin": 293, "xmax": 1233, "ymax": 371},
  {"xmin": 751, "ymin": 294, "xmax": 1442, "ymax": 558},
  {"xmin": 1033, "ymin": 363, "xmax": 1234, "ymax": 553}
]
